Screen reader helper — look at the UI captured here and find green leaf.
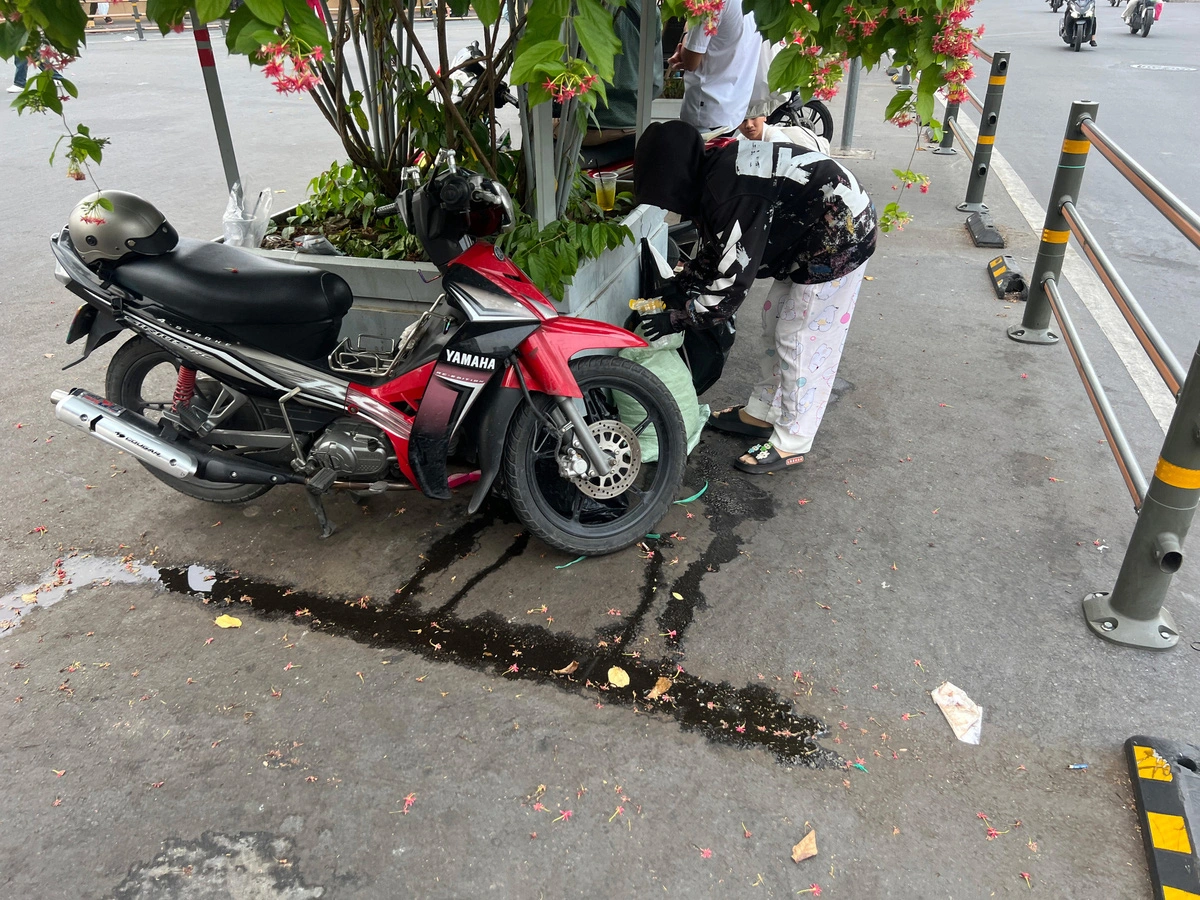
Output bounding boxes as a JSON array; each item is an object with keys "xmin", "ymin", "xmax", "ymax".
[
  {"xmin": 447, "ymin": 0, "xmax": 474, "ymax": 16},
  {"xmin": 914, "ymin": 65, "xmax": 939, "ymax": 124},
  {"xmin": 226, "ymin": 4, "xmax": 278, "ymax": 54},
  {"xmin": 351, "ymin": 102, "xmax": 369, "ymax": 132},
  {"xmin": 147, "ymin": 0, "xmax": 192, "ymax": 34},
  {"xmin": 30, "ymin": 0, "xmax": 89, "ymax": 53},
  {"xmin": 244, "ymin": 0, "xmax": 285, "ymax": 26},
  {"xmin": 60, "ymin": 78, "xmax": 78, "ymax": 99},
  {"xmin": 95, "ymin": 196, "xmax": 114, "ymax": 211},
  {"xmin": 525, "ymin": 80, "xmax": 553, "ymax": 108},
  {"xmin": 0, "ymin": 22, "xmax": 31, "ymax": 58},
  {"xmin": 282, "ymin": 0, "xmax": 329, "ymax": 49},
  {"xmin": 473, "ymin": 0, "xmax": 501, "ymax": 27},
  {"xmin": 195, "ymin": 0, "xmax": 231, "ymax": 24},
  {"xmin": 573, "ymin": 0, "xmax": 621, "ymax": 82},
  {"xmin": 523, "ymin": 0, "xmax": 571, "ymax": 46},
  {"xmin": 767, "ymin": 45, "xmax": 813, "ymax": 95},
  {"xmin": 511, "ymin": 39, "xmax": 565, "ymax": 85},
  {"xmin": 884, "ymin": 89, "xmax": 912, "ymax": 120}
]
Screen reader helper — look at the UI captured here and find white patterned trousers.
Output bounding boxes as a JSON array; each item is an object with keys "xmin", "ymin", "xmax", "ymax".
[{"xmin": 742, "ymin": 263, "xmax": 866, "ymax": 454}]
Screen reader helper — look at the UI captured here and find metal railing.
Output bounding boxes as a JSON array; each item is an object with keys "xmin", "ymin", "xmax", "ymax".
[{"xmin": 1011, "ymin": 99, "xmax": 1200, "ymax": 651}]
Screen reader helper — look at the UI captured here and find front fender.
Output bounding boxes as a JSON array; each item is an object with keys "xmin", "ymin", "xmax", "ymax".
[{"xmin": 502, "ymin": 316, "xmax": 646, "ymax": 398}]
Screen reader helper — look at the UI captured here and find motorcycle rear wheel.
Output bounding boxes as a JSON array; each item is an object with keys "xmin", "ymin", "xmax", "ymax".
[
  {"xmin": 771, "ymin": 97, "xmax": 835, "ymax": 143},
  {"xmin": 106, "ymin": 336, "xmax": 273, "ymax": 504},
  {"xmin": 502, "ymin": 355, "xmax": 687, "ymax": 557}
]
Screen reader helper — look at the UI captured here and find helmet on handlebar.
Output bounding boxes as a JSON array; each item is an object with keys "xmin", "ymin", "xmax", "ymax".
[{"xmin": 68, "ymin": 190, "xmax": 179, "ymax": 266}]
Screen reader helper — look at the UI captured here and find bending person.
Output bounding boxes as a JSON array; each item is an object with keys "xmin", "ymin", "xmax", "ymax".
[{"xmin": 633, "ymin": 121, "xmax": 877, "ymax": 474}]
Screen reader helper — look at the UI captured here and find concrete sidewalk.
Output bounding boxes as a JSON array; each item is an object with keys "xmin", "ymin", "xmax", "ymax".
[{"xmin": 0, "ymin": 56, "xmax": 1195, "ymax": 898}]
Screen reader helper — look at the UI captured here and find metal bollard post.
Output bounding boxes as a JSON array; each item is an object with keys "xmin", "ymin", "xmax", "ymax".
[
  {"xmin": 839, "ymin": 57, "xmax": 861, "ymax": 153},
  {"xmin": 932, "ymin": 100, "xmax": 959, "ymax": 155},
  {"xmin": 957, "ymin": 51, "xmax": 1010, "ymax": 214},
  {"xmin": 1081, "ymin": 345, "xmax": 1200, "ymax": 650},
  {"xmin": 1008, "ymin": 100, "xmax": 1097, "ymax": 345},
  {"xmin": 130, "ymin": 2, "xmax": 145, "ymax": 40}
]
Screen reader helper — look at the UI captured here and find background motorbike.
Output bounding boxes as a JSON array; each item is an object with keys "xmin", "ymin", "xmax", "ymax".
[
  {"xmin": 1125, "ymin": 0, "xmax": 1156, "ymax": 35},
  {"xmin": 1060, "ymin": 0, "xmax": 1098, "ymax": 49},
  {"xmin": 48, "ymin": 151, "xmax": 688, "ymax": 556}
]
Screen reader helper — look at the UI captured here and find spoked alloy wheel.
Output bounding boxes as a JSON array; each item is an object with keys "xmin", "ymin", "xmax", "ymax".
[
  {"xmin": 105, "ymin": 336, "xmax": 273, "ymax": 503},
  {"xmin": 502, "ymin": 356, "xmax": 687, "ymax": 557},
  {"xmin": 798, "ymin": 101, "xmax": 835, "ymax": 142}
]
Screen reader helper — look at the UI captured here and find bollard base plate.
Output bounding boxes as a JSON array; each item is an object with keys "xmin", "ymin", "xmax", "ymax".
[
  {"xmin": 931, "ymin": 146, "xmax": 958, "ymax": 156},
  {"xmin": 1007, "ymin": 323, "xmax": 1060, "ymax": 345},
  {"xmin": 1082, "ymin": 591, "xmax": 1179, "ymax": 650},
  {"xmin": 957, "ymin": 201, "xmax": 989, "ymax": 214}
]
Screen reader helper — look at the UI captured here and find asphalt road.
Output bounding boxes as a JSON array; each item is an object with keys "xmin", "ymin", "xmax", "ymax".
[{"xmin": 972, "ymin": 0, "xmax": 1200, "ymax": 363}]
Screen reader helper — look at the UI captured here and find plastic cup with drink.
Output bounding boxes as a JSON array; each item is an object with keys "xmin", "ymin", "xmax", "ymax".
[{"xmin": 592, "ymin": 171, "xmax": 618, "ymax": 211}]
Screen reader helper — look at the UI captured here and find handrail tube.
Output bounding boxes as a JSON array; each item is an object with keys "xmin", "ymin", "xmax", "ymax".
[
  {"xmin": 1078, "ymin": 117, "xmax": 1200, "ymax": 253},
  {"xmin": 1060, "ymin": 201, "xmax": 1186, "ymax": 395},
  {"xmin": 974, "ymin": 43, "xmax": 994, "ymax": 64},
  {"xmin": 946, "ymin": 117, "xmax": 974, "ymax": 161},
  {"xmin": 1042, "ymin": 276, "xmax": 1149, "ymax": 507},
  {"xmin": 965, "ymin": 86, "xmax": 984, "ymax": 114}
]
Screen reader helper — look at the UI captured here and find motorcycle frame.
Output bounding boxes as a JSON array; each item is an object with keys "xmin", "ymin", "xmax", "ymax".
[{"xmin": 51, "ymin": 232, "xmax": 646, "ymax": 513}]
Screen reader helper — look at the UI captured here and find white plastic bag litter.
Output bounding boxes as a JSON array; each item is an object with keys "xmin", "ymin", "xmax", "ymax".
[
  {"xmin": 931, "ymin": 681, "xmax": 983, "ymax": 745},
  {"xmin": 222, "ymin": 182, "xmax": 272, "ymax": 248}
]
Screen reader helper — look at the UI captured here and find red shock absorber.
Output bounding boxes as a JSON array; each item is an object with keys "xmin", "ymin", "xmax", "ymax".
[{"xmin": 172, "ymin": 366, "xmax": 197, "ymax": 411}]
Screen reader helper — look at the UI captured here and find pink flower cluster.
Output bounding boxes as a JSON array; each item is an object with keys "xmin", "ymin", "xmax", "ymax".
[
  {"xmin": 37, "ymin": 46, "xmax": 75, "ymax": 73},
  {"xmin": 683, "ymin": 0, "xmax": 724, "ymax": 37},
  {"xmin": 261, "ymin": 42, "xmax": 324, "ymax": 94},
  {"xmin": 541, "ymin": 72, "xmax": 598, "ymax": 103}
]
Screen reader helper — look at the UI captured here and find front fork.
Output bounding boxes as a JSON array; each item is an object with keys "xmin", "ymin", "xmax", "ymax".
[{"xmin": 555, "ymin": 397, "xmax": 612, "ymax": 478}]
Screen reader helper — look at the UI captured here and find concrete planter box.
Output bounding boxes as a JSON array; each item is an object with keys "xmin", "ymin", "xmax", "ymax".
[
  {"xmin": 246, "ymin": 204, "xmax": 668, "ymax": 341},
  {"xmin": 560, "ymin": 203, "xmax": 669, "ymax": 325}
]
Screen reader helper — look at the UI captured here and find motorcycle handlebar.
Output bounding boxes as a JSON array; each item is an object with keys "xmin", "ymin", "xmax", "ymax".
[{"xmin": 375, "ymin": 202, "xmax": 399, "ymax": 218}]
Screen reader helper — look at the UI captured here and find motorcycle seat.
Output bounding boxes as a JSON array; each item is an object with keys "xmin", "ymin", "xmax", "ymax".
[
  {"xmin": 111, "ymin": 238, "xmax": 354, "ymax": 359},
  {"xmin": 580, "ymin": 133, "xmax": 637, "ymax": 169}
]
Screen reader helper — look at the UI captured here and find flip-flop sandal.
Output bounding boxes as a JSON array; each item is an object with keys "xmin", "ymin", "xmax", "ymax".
[
  {"xmin": 707, "ymin": 406, "xmax": 773, "ymax": 439},
  {"xmin": 733, "ymin": 442, "xmax": 804, "ymax": 474}
]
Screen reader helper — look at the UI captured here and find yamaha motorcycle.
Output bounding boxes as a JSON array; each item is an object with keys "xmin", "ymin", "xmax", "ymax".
[
  {"xmin": 1060, "ymin": 0, "xmax": 1098, "ymax": 49},
  {"xmin": 48, "ymin": 151, "xmax": 687, "ymax": 556}
]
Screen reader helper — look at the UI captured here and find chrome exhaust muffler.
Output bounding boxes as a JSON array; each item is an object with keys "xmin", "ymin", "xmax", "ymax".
[{"xmin": 51, "ymin": 388, "xmax": 198, "ymax": 479}]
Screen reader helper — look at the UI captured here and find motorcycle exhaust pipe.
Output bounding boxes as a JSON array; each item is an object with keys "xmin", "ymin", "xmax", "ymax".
[
  {"xmin": 51, "ymin": 388, "xmax": 303, "ymax": 487},
  {"xmin": 53, "ymin": 388, "xmax": 199, "ymax": 478}
]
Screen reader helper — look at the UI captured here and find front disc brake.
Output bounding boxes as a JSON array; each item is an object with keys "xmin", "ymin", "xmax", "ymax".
[{"xmin": 570, "ymin": 419, "xmax": 641, "ymax": 499}]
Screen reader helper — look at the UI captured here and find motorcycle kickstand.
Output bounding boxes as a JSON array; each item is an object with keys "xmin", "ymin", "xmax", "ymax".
[{"xmin": 305, "ymin": 468, "xmax": 338, "ymax": 538}]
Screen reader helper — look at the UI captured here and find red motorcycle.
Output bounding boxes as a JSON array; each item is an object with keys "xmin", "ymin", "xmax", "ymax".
[{"xmin": 48, "ymin": 151, "xmax": 687, "ymax": 555}]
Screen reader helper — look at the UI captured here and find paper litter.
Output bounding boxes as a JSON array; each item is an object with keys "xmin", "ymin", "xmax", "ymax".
[{"xmin": 931, "ymin": 681, "xmax": 983, "ymax": 744}]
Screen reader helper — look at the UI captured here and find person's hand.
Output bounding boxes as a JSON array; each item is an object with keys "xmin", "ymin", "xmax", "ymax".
[
  {"xmin": 667, "ymin": 40, "xmax": 685, "ymax": 72},
  {"xmin": 639, "ymin": 308, "xmax": 692, "ymax": 342}
]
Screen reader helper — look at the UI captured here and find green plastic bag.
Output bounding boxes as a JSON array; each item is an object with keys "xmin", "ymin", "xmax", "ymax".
[{"xmin": 616, "ymin": 331, "xmax": 709, "ymax": 463}]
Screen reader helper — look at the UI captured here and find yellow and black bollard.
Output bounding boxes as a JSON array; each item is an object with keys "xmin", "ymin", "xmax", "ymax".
[
  {"xmin": 1009, "ymin": 99, "xmax": 1099, "ymax": 346},
  {"xmin": 1081, "ymin": 341, "xmax": 1200, "ymax": 649}
]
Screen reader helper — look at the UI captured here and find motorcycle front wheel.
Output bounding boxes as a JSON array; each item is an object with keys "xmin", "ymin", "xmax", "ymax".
[
  {"xmin": 106, "ymin": 336, "xmax": 274, "ymax": 504},
  {"xmin": 502, "ymin": 355, "xmax": 687, "ymax": 557},
  {"xmin": 1141, "ymin": 12, "xmax": 1152, "ymax": 35}
]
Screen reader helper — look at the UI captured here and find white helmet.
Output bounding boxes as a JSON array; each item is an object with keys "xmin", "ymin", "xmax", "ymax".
[{"xmin": 68, "ymin": 190, "xmax": 178, "ymax": 266}]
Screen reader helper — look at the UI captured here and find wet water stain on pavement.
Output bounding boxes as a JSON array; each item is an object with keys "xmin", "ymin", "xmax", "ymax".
[
  {"xmin": 155, "ymin": 548, "xmax": 833, "ymax": 767},
  {"xmin": 7, "ymin": 443, "xmax": 831, "ymax": 767}
]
